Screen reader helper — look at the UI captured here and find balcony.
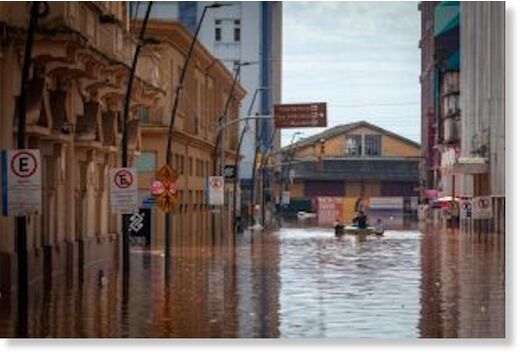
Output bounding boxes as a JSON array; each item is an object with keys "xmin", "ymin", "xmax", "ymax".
[
  {"xmin": 101, "ymin": 111, "xmax": 118, "ymax": 146},
  {"xmin": 76, "ymin": 101, "xmax": 100, "ymax": 140}
]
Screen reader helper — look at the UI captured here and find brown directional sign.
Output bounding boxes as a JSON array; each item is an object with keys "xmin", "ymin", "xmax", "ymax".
[{"xmin": 274, "ymin": 102, "xmax": 327, "ymax": 128}]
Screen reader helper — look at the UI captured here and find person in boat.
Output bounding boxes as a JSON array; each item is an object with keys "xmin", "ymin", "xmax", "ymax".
[
  {"xmin": 375, "ymin": 218, "xmax": 385, "ymax": 236},
  {"xmin": 333, "ymin": 219, "xmax": 344, "ymax": 235},
  {"xmin": 352, "ymin": 210, "xmax": 367, "ymax": 229}
]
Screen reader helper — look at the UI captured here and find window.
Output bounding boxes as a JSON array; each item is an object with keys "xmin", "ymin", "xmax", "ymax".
[
  {"xmin": 365, "ymin": 135, "xmax": 382, "ymax": 156},
  {"xmin": 137, "ymin": 107, "xmax": 150, "ymax": 122},
  {"xmin": 188, "ymin": 157, "xmax": 193, "ymax": 176},
  {"xmin": 345, "ymin": 135, "xmax": 362, "ymax": 156},
  {"xmin": 136, "ymin": 151, "xmax": 156, "ymax": 173},
  {"xmin": 234, "ymin": 26, "xmax": 240, "ymax": 42},
  {"xmin": 215, "ymin": 20, "xmax": 221, "ymax": 41}
]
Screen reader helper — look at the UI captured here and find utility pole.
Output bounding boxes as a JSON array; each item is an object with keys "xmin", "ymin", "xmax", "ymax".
[
  {"xmin": 15, "ymin": 1, "xmax": 47, "ymax": 338},
  {"xmin": 232, "ymin": 87, "xmax": 266, "ymax": 232},
  {"xmin": 121, "ymin": 1, "xmax": 153, "ymax": 274},
  {"xmin": 212, "ymin": 62, "xmax": 255, "ymax": 240},
  {"xmin": 165, "ymin": 3, "xmax": 229, "ymax": 255}
]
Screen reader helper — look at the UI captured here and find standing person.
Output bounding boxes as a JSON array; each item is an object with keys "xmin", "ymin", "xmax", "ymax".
[
  {"xmin": 375, "ymin": 218, "xmax": 385, "ymax": 236},
  {"xmin": 352, "ymin": 210, "xmax": 367, "ymax": 229}
]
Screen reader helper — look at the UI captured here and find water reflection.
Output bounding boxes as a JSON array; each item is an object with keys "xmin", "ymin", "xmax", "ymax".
[{"xmin": 0, "ymin": 219, "xmax": 505, "ymax": 338}]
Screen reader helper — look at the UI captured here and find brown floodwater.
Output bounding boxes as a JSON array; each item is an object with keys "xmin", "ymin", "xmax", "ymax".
[{"xmin": 0, "ymin": 218, "xmax": 505, "ymax": 338}]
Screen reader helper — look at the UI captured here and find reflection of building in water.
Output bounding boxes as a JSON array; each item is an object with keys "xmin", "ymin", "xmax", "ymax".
[
  {"xmin": 418, "ymin": 225, "xmax": 443, "ymax": 338},
  {"xmin": 419, "ymin": 227, "xmax": 505, "ymax": 338},
  {"xmin": 236, "ymin": 232, "xmax": 281, "ymax": 337}
]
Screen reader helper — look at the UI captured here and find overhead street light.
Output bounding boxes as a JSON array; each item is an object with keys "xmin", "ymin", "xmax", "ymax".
[{"xmin": 163, "ymin": 2, "xmax": 231, "ymax": 257}]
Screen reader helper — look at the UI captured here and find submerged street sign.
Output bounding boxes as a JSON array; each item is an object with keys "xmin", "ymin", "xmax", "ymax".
[
  {"xmin": 1, "ymin": 149, "xmax": 42, "ymax": 216},
  {"xmin": 274, "ymin": 102, "xmax": 327, "ymax": 128},
  {"xmin": 110, "ymin": 168, "xmax": 138, "ymax": 214}
]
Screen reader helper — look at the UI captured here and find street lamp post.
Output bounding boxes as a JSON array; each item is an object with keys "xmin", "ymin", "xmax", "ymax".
[
  {"xmin": 211, "ymin": 61, "xmax": 256, "ymax": 240},
  {"xmin": 121, "ymin": 1, "xmax": 153, "ymax": 275},
  {"xmin": 164, "ymin": 2, "xmax": 230, "ymax": 257},
  {"xmin": 15, "ymin": 1, "xmax": 48, "ymax": 338},
  {"xmin": 281, "ymin": 132, "xmax": 303, "ymax": 219},
  {"xmin": 231, "ymin": 87, "xmax": 267, "ymax": 234}
]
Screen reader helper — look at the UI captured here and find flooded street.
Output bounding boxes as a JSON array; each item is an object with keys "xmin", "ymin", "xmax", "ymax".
[{"xmin": 0, "ymin": 220, "xmax": 505, "ymax": 338}]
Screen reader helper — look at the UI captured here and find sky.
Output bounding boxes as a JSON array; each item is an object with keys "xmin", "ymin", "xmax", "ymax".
[{"xmin": 281, "ymin": 1, "xmax": 421, "ymax": 146}]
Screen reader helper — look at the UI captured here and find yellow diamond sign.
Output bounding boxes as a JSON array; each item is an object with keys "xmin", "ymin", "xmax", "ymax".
[{"xmin": 153, "ymin": 164, "xmax": 179, "ymax": 213}]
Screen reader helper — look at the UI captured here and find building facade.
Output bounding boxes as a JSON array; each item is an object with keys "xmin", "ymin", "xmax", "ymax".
[
  {"xmin": 132, "ymin": 20, "xmax": 246, "ymax": 248},
  {"xmin": 456, "ymin": 1, "xmax": 505, "ymax": 231},
  {"xmin": 419, "ymin": 1, "xmax": 462, "ymax": 198},
  {"xmin": 132, "ymin": 1, "xmax": 283, "ymax": 214},
  {"xmin": 0, "ymin": 2, "xmax": 165, "ymax": 292},
  {"xmin": 419, "ymin": 1, "xmax": 505, "ymax": 231},
  {"xmin": 280, "ymin": 121, "xmax": 421, "ymax": 217}
]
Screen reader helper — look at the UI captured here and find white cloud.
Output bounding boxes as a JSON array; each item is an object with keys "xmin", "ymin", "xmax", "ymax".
[{"xmin": 281, "ymin": 1, "xmax": 421, "ymax": 146}]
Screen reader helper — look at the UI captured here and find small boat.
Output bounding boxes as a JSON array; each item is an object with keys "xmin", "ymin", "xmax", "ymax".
[
  {"xmin": 335, "ymin": 224, "xmax": 382, "ymax": 236},
  {"xmin": 297, "ymin": 211, "xmax": 317, "ymax": 219}
]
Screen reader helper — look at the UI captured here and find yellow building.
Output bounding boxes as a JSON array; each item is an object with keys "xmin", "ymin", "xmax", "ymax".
[
  {"xmin": 0, "ymin": 2, "xmax": 164, "ymax": 292},
  {"xmin": 281, "ymin": 121, "xmax": 421, "ymax": 200},
  {"xmin": 131, "ymin": 20, "xmax": 246, "ymax": 248}
]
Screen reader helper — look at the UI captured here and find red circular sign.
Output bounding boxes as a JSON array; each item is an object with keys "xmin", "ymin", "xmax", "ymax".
[
  {"xmin": 150, "ymin": 180, "xmax": 165, "ymax": 196},
  {"xmin": 114, "ymin": 169, "xmax": 133, "ymax": 189},
  {"xmin": 10, "ymin": 151, "xmax": 38, "ymax": 178}
]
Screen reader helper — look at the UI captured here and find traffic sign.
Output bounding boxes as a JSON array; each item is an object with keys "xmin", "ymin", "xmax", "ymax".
[
  {"xmin": 156, "ymin": 191, "xmax": 179, "ymax": 213},
  {"xmin": 153, "ymin": 164, "xmax": 179, "ymax": 213},
  {"xmin": 109, "ymin": 168, "xmax": 138, "ymax": 214},
  {"xmin": 1, "ymin": 149, "xmax": 42, "ymax": 216},
  {"xmin": 460, "ymin": 197, "xmax": 472, "ymax": 219},
  {"xmin": 282, "ymin": 191, "xmax": 291, "ymax": 205},
  {"xmin": 208, "ymin": 176, "xmax": 224, "ymax": 205},
  {"xmin": 155, "ymin": 164, "xmax": 178, "ymax": 185},
  {"xmin": 472, "ymin": 196, "xmax": 492, "ymax": 219},
  {"xmin": 274, "ymin": 102, "xmax": 327, "ymax": 128},
  {"xmin": 224, "ymin": 165, "xmax": 236, "ymax": 180}
]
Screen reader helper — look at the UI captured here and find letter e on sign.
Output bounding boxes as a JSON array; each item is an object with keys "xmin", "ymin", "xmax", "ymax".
[{"xmin": 2, "ymin": 149, "xmax": 42, "ymax": 216}]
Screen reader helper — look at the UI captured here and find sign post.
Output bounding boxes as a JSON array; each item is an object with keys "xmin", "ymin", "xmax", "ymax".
[
  {"xmin": 274, "ymin": 102, "xmax": 327, "ymax": 128},
  {"xmin": 152, "ymin": 164, "xmax": 179, "ymax": 259},
  {"xmin": 1, "ymin": 149, "xmax": 42, "ymax": 216}
]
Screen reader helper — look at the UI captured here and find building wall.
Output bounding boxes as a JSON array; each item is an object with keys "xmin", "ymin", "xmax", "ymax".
[
  {"xmin": 460, "ymin": 2, "xmax": 505, "ymax": 196},
  {"xmin": 0, "ymin": 1, "xmax": 162, "ymax": 292},
  {"xmin": 293, "ymin": 125, "xmax": 421, "ymax": 159},
  {"xmin": 134, "ymin": 21, "xmax": 245, "ymax": 248},
  {"xmin": 419, "ymin": 2, "xmax": 438, "ymax": 188},
  {"xmin": 136, "ymin": 2, "xmax": 283, "ymax": 181}
]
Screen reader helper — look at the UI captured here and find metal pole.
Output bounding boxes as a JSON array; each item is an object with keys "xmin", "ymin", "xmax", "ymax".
[
  {"xmin": 232, "ymin": 125, "xmax": 248, "ymax": 235},
  {"xmin": 16, "ymin": 1, "xmax": 47, "ymax": 338},
  {"xmin": 164, "ymin": 4, "xmax": 226, "ymax": 255},
  {"xmin": 121, "ymin": 1, "xmax": 153, "ymax": 274}
]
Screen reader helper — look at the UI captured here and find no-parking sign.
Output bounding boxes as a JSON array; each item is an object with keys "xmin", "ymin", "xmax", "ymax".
[
  {"xmin": 110, "ymin": 168, "xmax": 138, "ymax": 214},
  {"xmin": 208, "ymin": 176, "xmax": 224, "ymax": 206},
  {"xmin": 472, "ymin": 196, "xmax": 493, "ymax": 220},
  {"xmin": 1, "ymin": 149, "xmax": 42, "ymax": 216}
]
